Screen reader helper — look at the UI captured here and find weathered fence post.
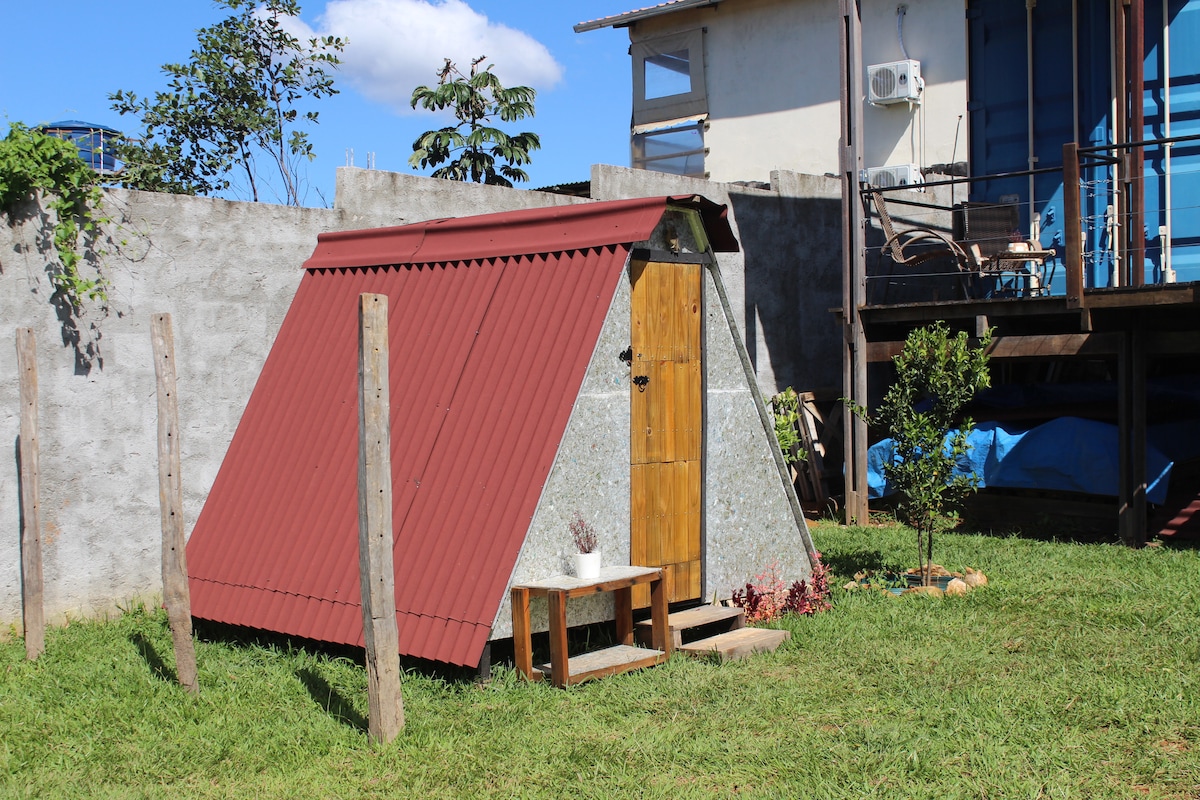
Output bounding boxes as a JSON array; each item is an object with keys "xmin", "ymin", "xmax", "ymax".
[
  {"xmin": 1063, "ymin": 142, "xmax": 1086, "ymax": 311},
  {"xmin": 357, "ymin": 293, "xmax": 404, "ymax": 742},
  {"xmin": 151, "ymin": 314, "xmax": 199, "ymax": 693},
  {"xmin": 16, "ymin": 328, "xmax": 44, "ymax": 660}
]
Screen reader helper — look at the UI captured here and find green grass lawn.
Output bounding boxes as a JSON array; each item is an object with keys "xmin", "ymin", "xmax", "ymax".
[{"xmin": 3, "ymin": 523, "xmax": 1198, "ymax": 799}]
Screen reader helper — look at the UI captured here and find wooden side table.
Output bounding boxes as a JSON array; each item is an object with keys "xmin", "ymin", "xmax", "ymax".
[{"xmin": 511, "ymin": 566, "xmax": 671, "ymax": 687}]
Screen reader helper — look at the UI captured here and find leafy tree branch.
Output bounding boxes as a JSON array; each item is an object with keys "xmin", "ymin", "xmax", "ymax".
[
  {"xmin": 111, "ymin": 0, "xmax": 343, "ymax": 205},
  {"xmin": 409, "ymin": 56, "xmax": 541, "ymax": 187},
  {"xmin": 0, "ymin": 123, "xmax": 109, "ymax": 309}
]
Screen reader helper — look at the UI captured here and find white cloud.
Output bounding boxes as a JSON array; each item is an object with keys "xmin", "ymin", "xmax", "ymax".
[{"xmin": 312, "ymin": 0, "xmax": 564, "ymax": 115}]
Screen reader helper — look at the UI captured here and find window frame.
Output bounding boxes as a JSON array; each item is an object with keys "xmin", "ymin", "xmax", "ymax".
[
  {"xmin": 631, "ymin": 119, "xmax": 708, "ymax": 178},
  {"xmin": 631, "ymin": 28, "xmax": 707, "ymax": 126}
]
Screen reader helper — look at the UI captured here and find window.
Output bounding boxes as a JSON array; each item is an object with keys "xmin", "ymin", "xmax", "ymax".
[
  {"xmin": 632, "ymin": 29, "xmax": 707, "ymax": 126},
  {"xmin": 632, "ymin": 120, "xmax": 707, "ymax": 178}
]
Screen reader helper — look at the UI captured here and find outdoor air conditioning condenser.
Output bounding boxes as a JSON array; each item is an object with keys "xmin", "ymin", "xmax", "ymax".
[
  {"xmin": 868, "ymin": 59, "xmax": 923, "ymax": 105},
  {"xmin": 864, "ymin": 164, "xmax": 923, "ymax": 191}
]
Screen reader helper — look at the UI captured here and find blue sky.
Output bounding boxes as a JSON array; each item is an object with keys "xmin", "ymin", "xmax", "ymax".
[{"xmin": 1, "ymin": 0, "xmax": 642, "ymax": 205}]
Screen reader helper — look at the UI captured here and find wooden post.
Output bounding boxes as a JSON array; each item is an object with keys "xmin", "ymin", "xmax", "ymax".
[
  {"xmin": 1118, "ymin": 327, "xmax": 1147, "ymax": 547},
  {"xmin": 649, "ymin": 571, "xmax": 671, "ymax": 656},
  {"xmin": 1062, "ymin": 143, "xmax": 1086, "ymax": 310},
  {"xmin": 511, "ymin": 587, "xmax": 533, "ymax": 680},
  {"xmin": 16, "ymin": 328, "xmax": 44, "ymax": 660},
  {"xmin": 548, "ymin": 590, "xmax": 570, "ymax": 688},
  {"xmin": 151, "ymin": 314, "xmax": 199, "ymax": 693},
  {"xmin": 357, "ymin": 293, "xmax": 404, "ymax": 743},
  {"xmin": 840, "ymin": 0, "xmax": 869, "ymax": 526},
  {"xmin": 1129, "ymin": 0, "xmax": 1145, "ymax": 288}
]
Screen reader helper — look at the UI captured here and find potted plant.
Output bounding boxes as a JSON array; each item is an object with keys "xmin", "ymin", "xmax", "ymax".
[
  {"xmin": 569, "ymin": 511, "xmax": 600, "ymax": 580},
  {"xmin": 853, "ymin": 322, "xmax": 991, "ymax": 586}
]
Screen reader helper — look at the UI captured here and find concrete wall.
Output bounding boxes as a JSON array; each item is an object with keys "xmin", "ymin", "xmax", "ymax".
[
  {"xmin": 1, "ymin": 164, "xmax": 836, "ymax": 633},
  {"xmin": 625, "ymin": 0, "xmax": 967, "ymax": 183},
  {"xmin": 3, "ymin": 191, "xmax": 346, "ymax": 627},
  {"xmin": 0, "ymin": 172, "xmax": 582, "ymax": 629}
]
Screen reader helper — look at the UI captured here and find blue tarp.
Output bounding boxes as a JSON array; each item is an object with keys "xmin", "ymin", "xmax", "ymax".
[{"xmin": 866, "ymin": 416, "xmax": 1200, "ymax": 505}]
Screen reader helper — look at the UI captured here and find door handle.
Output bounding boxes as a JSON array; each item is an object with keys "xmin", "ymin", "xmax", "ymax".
[{"xmin": 632, "ymin": 375, "xmax": 649, "ymax": 392}]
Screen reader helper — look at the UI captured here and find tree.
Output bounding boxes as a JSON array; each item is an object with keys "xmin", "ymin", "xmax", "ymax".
[
  {"xmin": 111, "ymin": 0, "xmax": 343, "ymax": 205},
  {"xmin": 409, "ymin": 56, "xmax": 540, "ymax": 187},
  {"xmin": 0, "ymin": 123, "xmax": 109, "ymax": 309},
  {"xmin": 862, "ymin": 322, "xmax": 991, "ymax": 585}
]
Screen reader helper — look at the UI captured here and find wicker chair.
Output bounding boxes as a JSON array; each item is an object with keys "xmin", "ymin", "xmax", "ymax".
[
  {"xmin": 869, "ymin": 191, "xmax": 976, "ymax": 301},
  {"xmin": 953, "ymin": 202, "xmax": 1055, "ymax": 296}
]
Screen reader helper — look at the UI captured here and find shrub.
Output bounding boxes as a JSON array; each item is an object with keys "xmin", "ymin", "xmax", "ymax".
[{"xmin": 732, "ymin": 556, "xmax": 831, "ymax": 623}]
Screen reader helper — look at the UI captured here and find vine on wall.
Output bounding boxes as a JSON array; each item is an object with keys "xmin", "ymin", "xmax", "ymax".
[{"xmin": 0, "ymin": 122, "xmax": 110, "ymax": 310}]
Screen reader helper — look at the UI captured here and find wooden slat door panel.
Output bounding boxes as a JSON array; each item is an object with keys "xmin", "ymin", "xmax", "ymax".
[{"xmin": 630, "ymin": 259, "xmax": 702, "ymax": 606}]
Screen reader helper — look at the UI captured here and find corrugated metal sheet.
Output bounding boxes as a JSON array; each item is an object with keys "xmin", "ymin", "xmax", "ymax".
[
  {"xmin": 574, "ymin": 0, "xmax": 723, "ymax": 33},
  {"xmin": 187, "ymin": 196, "xmax": 736, "ymax": 667}
]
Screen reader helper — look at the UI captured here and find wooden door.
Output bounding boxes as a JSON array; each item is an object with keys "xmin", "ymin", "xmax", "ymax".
[{"xmin": 629, "ymin": 258, "xmax": 702, "ymax": 606}]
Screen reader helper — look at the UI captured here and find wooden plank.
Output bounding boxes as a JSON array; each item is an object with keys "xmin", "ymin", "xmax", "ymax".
[
  {"xmin": 868, "ymin": 332, "xmax": 1125, "ymax": 363},
  {"xmin": 534, "ymin": 645, "xmax": 667, "ymax": 686},
  {"xmin": 659, "ymin": 360, "xmax": 676, "ymax": 461},
  {"xmin": 510, "ymin": 588, "xmax": 532, "ymax": 680},
  {"xmin": 630, "ymin": 463, "xmax": 648, "ymax": 570},
  {"xmin": 684, "ymin": 263, "xmax": 701, "ymax": 358},
  {"xmin": 1085, "ymin": 284, "xmax": 1200, "ymax": 308},
  {"xmin": 614, "ymin": 587, "xmax": 633, "ymax": 646},
  {"xmin": 516, "ymin": 566, "xmax": 662, "ymax": 596},
  {"xmin": 150, "ymin": 315, "xmax": 198, "ymax": 692},
  {"xmin": 635, "ymin": 603, "xmax": 744, "ymax": 648},
  {"xmin": 987, "ymin": 333, "xmax": 1121, "ymax": 359},
  {"xmin": 679, "ymin": 628, "xmax": 791, "ymax": 662},
  {"xmin": 548, "ymin": 590, "xmax": 570, "ymax": 688},
  {"xmin": 796, "ymin": 400, "xmax": 827, "ymax": 506},
  {"xmin": 667, "ymin": 461, "xmax": 690, "ymax": 565},
  {"xmin": 630, "ymin": 364, "xmax": 651, "ymax": 463},
  {"xmin": 687, "ymin": 459, "xmax": 702, "ymax": 562},
  {"xmin": 629, "ymin": 258, "xmax": 649, "ymax": 357},
  {"xmin": 685, "ymin": 359, "xmax": 702, "ymax": 457},
  {"xmin": 636, "ymin": 603, "xmax": 745, "ymax": 633},
  {"xmin": 16, "ymin": 328, "xmax": 43, "ymax": 661},
  {"xmin": 650, "ymin": 572, "xmax": 671, "ymax": 655},
  {"xmin": 687, "ymin": 560, "xmax": 702, "ymax": 598},
  {"xmin": 356, "ymin": 293, "xmax": 404, "ymax": 743}
]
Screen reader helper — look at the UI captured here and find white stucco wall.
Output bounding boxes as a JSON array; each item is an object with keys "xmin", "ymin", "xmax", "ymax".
[{"xmin": 623, "ymin": 0, "xmax": 967, "ymax": 183}]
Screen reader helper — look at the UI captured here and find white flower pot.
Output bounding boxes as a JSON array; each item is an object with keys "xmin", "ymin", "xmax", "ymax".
[{"xmin": 574, "ymin": 551, "xmax": 601, "ymax": 581}]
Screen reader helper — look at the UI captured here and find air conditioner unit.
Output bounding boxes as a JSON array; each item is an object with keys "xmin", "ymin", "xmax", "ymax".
[
  {"xmin": 868, "ymin": 59, "xmax": 922, "ymax": 105},
  {"xmin": 864, "ymin": 164, "xmax": 923, "ymax": 190}
]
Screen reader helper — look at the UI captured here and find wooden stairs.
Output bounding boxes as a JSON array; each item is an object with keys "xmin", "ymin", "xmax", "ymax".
[{"xmin": 635, "ymin": 604, "xmax": 790, "ymax": 662}]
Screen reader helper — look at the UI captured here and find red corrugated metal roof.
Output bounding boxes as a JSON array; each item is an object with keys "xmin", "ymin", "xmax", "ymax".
[{"xmin": 187, "ymin": 196, "xmax": 737, "ymax": 667}]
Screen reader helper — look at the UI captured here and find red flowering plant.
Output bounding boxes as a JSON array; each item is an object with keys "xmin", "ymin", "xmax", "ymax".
[{"xmin": 731, "ymin": 554, "xmax": 831, "ymax": 623}]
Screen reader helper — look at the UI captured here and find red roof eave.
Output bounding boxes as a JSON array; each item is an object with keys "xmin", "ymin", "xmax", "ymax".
[{"xmin": 303, "ymin": 195, "xmax": 737, "ymax": 271}]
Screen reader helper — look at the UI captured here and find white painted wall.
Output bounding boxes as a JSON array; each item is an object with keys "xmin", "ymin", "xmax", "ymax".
[{"xmin": 624, "ymin": 0, "xmax": 967, "ymax": 183}]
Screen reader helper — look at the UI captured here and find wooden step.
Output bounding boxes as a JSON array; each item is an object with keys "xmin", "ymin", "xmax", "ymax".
[
  {"xmin": 678, "ymin": 627, "xmax": 791, "ymax": 662},
  {"xmin": 635, "ymin": 603, "xmax": 745, "ymax": 648},
  {"xmin": 533, "ymin": 645, "xmax": 667, "ymax": 686}
]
